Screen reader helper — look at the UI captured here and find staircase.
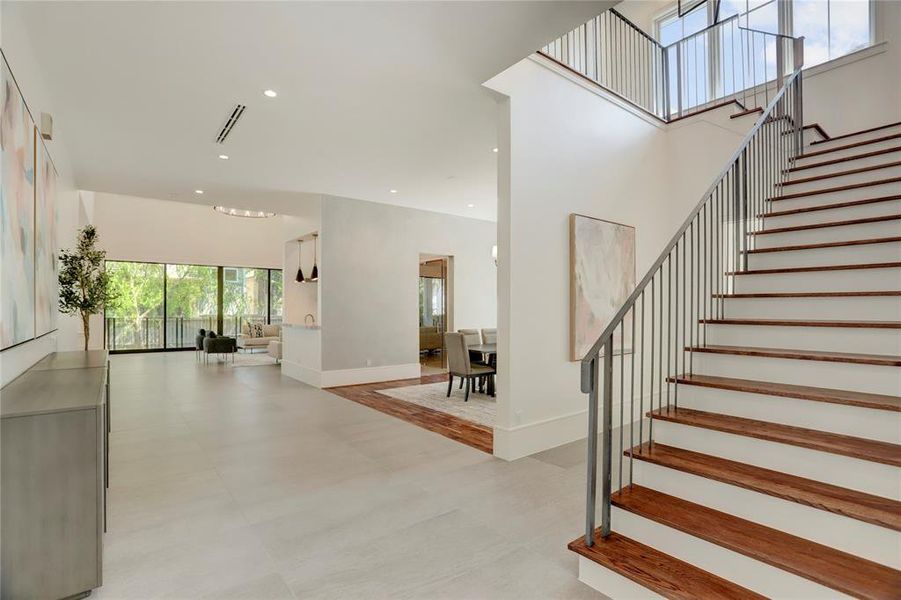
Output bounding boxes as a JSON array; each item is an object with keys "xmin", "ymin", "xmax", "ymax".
[{"xmin": 570, "ymin": 115, "xmax": 901, "ymax": 597}]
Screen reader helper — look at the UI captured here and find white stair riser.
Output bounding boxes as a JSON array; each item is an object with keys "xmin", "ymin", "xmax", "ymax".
[
  {"xmin": 722, "ymin": 295, "xmax": 901, "ymax": 320},
  {"xmin": 705, "ymin": 323, "xmax": 900, "ymax": 355},
  {"xmin": 764, "ymin": 199, "xmax": 901, "ymax": 227},
  {"xmin": 733, "ymin": 267, "xmax": 901, "ymax": 293},
  {"xmin": 788, "ymin": 149, "xmax": 901, "ymax": 179},
  {"xmin": 771, "ymin": 180, "xmax": 901, "ymax": 205},
  {"xmin": 652, "ymin": 419, "xmax": 901, "ymax": 498},
  {"xmin": 747, "ymin": 242, "xmax": 901, "ymax": 269},
  {"xmin": 795, "ymin": 137, "xmax": 901, "ymax": 165},
  {"xmin": 576, "ymin": 556, "xmax": 665, "ymax": 600},
  {"xmin": 612, "ymin": 507, "xmax": 848, "ymax": 598},
  {"xmin": 806, "ymin": 125, "xmax": 901, "ymax": 152},
  {"xmin": 632, "ymin": 461, "xmax": 901, "ymax": 567},
  {"xmin": 781, "ymin": 164, "xmax": 901, "ymax": 194},
  {"xmin": 690, "ymin": 352, "xmax": 901, "ymax": 396},
  {"xmin": 752, "ymin": 219, "xmax": 901, "ymax": 248},
  {"xmin": 673, "ymin": 384, "xmax": 900, "ymax": 443}
]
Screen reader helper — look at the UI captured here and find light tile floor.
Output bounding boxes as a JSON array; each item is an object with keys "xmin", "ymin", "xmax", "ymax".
[{"xmin": 99, "ymin": 352, "xmax": 601, "ymax": 599}]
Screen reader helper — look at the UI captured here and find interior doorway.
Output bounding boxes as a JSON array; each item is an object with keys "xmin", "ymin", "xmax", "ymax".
[{"xmin": 419, "ymin": 255, "xmax": 451, "ymax": 375}]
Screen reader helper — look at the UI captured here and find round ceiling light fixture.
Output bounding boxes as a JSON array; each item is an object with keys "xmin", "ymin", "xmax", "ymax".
[
  {"xmin": 218, "ymin": 154, "xmax": 229, "ymax": 160},
  {"xmin": 492, "ymin": 147, "xmax": 498, "ymax": 153},
  {"xmin": 263, "ymin": 89, "xmax": 278, "ymax": 98},
  {"xmin": 194, "ymin": 189, "xmax": 204, "ymax": 194},
  {"xmin": 389, "ymin": 189, "xmax": 398, "ymax": 194},
  {"xmin": 213, "ymin": 206, "xmax": 276, "ymax": 218}
]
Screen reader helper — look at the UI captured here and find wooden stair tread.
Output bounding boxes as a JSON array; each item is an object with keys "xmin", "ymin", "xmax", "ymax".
[
  {"xmin": 669, "ymin": 373, "xmax": 901, "ymax": 411},
  {"xmin": 626, "ymin": 442, "xmax": 901, "ymax": 530},
  {"xmin": 745, "ymin": 236, "xmax": 901, "ymax": 253},
  {"xmin": 567, "ymin": 531, "xmax": 764, "ymax": 600},
  {"xmin": 810, "ymin": 121, "xmax": 901, "ymax": 146},
  {"xmin": 715, "ymin": 291, "xmax": 901, "ymax": 298},
  {"xmin": 687, "ymin": 344, "xmax": 901, "ymax": 367},
  {"xmin": 786, "ymin": 146, "xmax": 901, "ymax": 173},
  {"xmin": 768, "ymin": 176, "xmax": 901, "ymax": 201},
  {"xmin": 730, "ymin": 107, "xmax": 763, "ymax": 119},
  {"xmin": 781, "ymin": 161, "xmax": 901, "ymax": 186},
  {"xmin": 611, "ymin": 485, "xmax": 901, "ymax": 599},
  {"xmin": 759, "ymin": 194, "xmax": 901, "ymax": 217},
  {"xmin": 648, "ymin": 406, "xmax": 901, "ymax": 467},
  {"xmin": 728, "ymin": 261, "xmax": 901, "ymax": 275},
  {"xmin": 795, "ymin": 132, "xmax": 901, "ymax": 160},
  {"xmin": 751, "ymin": 214, "xmax": 900, "ymax": 235},
  {"xmin": 699, "ymin": 318, "xmax": 901, "ymax": 329}
]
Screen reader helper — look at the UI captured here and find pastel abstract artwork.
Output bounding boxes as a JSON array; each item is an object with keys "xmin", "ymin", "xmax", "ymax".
[
  {"xmin": 35, "ymin": 139, "xmax": 59, "ymax": 337},
  {"xmin": 570, "ymin": 213, "xmax": 635, "ymax": 361},
  {"xmin": 1, "ymin": 57, "xmax": 36, "ymax": 350}
]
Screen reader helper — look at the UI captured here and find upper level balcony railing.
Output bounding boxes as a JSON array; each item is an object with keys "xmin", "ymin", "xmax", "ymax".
[{"xmin": 540, "ymin": 9, "xmax": 801, "ymax": 121}]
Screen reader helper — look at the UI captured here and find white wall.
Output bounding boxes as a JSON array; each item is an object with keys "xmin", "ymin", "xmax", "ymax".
[
  {"xmin": 317, "ymin": 195, "xmax": 497, "ymax": 377},
  {"xmin": 0, "ymin": 6, "xmax": 93, "ymax": 384},
  {"xmin": 91, "ymin": 192, "xmax": 283, "ymax": 269},
  {"xmin": 485, "ymin": 55, "xmax": 752, "ymax": 459}
]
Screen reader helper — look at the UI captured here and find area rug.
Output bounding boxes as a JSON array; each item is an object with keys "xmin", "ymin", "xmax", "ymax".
[{"xmin": 376, "ymin": 382, "xmax": 496, "ymax": 427}]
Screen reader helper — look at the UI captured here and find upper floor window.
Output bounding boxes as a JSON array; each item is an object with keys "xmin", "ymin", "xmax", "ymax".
[{"xmin": 655, "ymin": 0, "xmax": 872, "ymax": 68}]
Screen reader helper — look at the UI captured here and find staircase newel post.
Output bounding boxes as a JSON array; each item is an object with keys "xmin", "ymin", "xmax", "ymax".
[
  {"xmin": 601, "ymin": 340, "xmax": 613, "ymax": 538},
  {"xmin": 582, "ymin": 355, "xmax": 599, "ymax": 546}
]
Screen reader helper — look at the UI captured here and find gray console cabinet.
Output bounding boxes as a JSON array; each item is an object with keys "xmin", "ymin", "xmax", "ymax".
[{"xmin": 1, "ymin": 351, "xmax": 108, "ymax": 600}]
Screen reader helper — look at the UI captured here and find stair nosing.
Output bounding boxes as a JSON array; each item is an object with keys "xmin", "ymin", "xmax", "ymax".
[
  {"xmin": 758, "ymin": 194, "xmax": 901, "ymax": 218},
  {"xmin": 780, "ymin": 161, "xmax": 901, "ymax": 186},
  {"xmin": 785, "ymin": 145, "xmax": 901, "ymax": 173},
  {"xmin": 750, "ymin": 213, "xmax": 900, "ymax": 235},
  {"xmin": 687, "ymin": 344, "xmax": 901, "ymax": 367},
  {"xmin": 714, "ymin": 291, "xmax": 901, "ymax": 298},
  {"xmin": 567, "ymin": 531, "xmax": 766, "ymax": 600},
  {"xmin": 809, "ymin": 121, "xmax": 901, "ymax": 146},
  {"xmin": 699, "ymin": 318, "xmax": 900, "ymax": 329},
  {"xmin": 647, "ymin": 406, "xmax": 901, "ymax": 467},
  {"xmin": 745, "ymin": 236, "xmax": 901, "ymax": 253},
  {"xmin": 611, "ymin": 485, "xmax": 901, "ymax": 600},
  {"xmin": 768, "ymin": 176, "xmax": 901, "ymax": 201},
  {"xmin": 668, "ymin": 373, "xmax": 901, "ymax": 412},
  {"xmin": 626, "ymin": 442, "xmax": 901, "ymax": 530},
  {"xmin": 727, "ymin": 261, "xmax": 901, "ymax": 275},
  {"xmin": 794, "ymin": 132, "xmax": 901, "ymax": 160}
]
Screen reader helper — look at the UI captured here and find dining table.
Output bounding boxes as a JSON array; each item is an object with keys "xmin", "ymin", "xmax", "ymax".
[{"xmin": 467, "ymin": 343, "xmax": 497, "ymax": 397}]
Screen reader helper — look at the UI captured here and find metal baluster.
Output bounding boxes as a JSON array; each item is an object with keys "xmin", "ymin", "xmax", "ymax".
[
  {"xmin": 640, "ymin": 290, "xmax": 646, "ymax": 450},
  {"xmin": 649, "ymin": 277, "xmax": 655, "ymax": 446},
  {"xmin": 629, "ymin": 303, "xmax": 636, "ymax": 485}
]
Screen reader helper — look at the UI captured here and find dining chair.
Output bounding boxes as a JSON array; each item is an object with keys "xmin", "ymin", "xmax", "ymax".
[
  {"xmin": 480, "ymin": 328, "xmax": 497, "ymax": 344},
  {"xmin": 445, "ymin": 333, "xmax": 495, "ymax": 402},
  {"xmin": 457, "ymin": 328, "xmax": 488, "ymax": 389}
]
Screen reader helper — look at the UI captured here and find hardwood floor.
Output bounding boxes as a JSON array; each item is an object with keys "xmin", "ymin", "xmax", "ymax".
[{"xmin": 327, "ymin": 374, "xmax": 494, "ymax": 454}]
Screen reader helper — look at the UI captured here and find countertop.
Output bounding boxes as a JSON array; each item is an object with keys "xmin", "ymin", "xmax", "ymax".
[{"xmin": 1, "ymin": 352, "xmax": 108, "ymax": 418}]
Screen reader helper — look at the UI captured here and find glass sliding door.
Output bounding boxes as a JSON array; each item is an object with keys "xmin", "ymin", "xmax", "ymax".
[
  {"xmin": 269, "ymin": 269, "xmax": 283, "ymax": 324},
  {"xmin": 105, "ymin": 261, "xmax": 165, "ymax": 351},
  {"xmin": 222, "ymin": 267, "xmax": 269, "ymax": 337},
  {"xmin": 165, "ymin": 264, "xmax": 218, "ymax": 348}
]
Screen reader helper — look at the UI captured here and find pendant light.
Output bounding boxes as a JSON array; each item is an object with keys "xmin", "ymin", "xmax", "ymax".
[
  {"xmin": 309, "ymin": 233, "xmax": 319, "ymax": 281},
  {"xmin": 295, "ymin": 240, "xmax": 305, "ymax": 283}
]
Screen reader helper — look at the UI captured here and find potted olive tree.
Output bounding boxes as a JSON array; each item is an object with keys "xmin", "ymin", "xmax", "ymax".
[{"xmin": 58, "ymin": 225, "xmax": 114, "ymax": 351}]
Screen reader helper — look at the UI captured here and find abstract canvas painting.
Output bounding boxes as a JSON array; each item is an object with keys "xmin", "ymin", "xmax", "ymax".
[
  {"xmin": 1, "ymin": 57, "xmax": 36, "ymax": 350},
  {"xmin": 35, "ymin": 138, "xmax": 59, "ymax": 337},
  {"xmin": 570, "ymin": 214, "xmax": 635, "ymax": 361}
]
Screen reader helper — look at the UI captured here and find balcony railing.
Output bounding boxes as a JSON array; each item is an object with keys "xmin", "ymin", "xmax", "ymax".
[
  {"xmin": 541, "ymin": 9, "xmax": 801, "ymax": 121},
  {"xmin": 104, "ymin": 314, "xmax": 283, "ymax": 351}
]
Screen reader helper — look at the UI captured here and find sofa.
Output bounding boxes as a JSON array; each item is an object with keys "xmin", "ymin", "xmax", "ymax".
[
  {"xmin": 419, "ymin": 326, "xmax": 443, "ymax": 353},
  {"xmin": 237, "ymin": 323, "xmax": 282, "ymax": 351}
]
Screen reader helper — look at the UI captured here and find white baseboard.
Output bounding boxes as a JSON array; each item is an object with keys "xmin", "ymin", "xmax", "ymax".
[
  {"xmin": 493, "ymin": 409, "xmax": 588, "ymax": 461},
  {"xmin": 321, "ymin": 363, "xmax": 421, "ymax": 388},
  {"xmin": 281, "ymin": 359, "xmax": 322, "ymax": 388}
]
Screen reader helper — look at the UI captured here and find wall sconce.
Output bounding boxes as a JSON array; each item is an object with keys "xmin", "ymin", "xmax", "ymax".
[{"xmin": 491, "ymin": 245, "xmax": 498, "ymax": 266}]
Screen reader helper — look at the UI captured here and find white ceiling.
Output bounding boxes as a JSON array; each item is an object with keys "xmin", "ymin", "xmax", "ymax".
[{"xmin": 7, "ymin": 1, "xmax": 613, "ymax": 221}]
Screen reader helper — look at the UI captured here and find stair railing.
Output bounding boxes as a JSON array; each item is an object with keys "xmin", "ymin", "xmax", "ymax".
[{"xmin": 579, "ymin": 38, "xmax": 805, "ymax": 546}]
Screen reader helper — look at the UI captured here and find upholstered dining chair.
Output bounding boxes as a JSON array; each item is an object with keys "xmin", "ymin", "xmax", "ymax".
[
  {"xmin": 445, "ymin": 332, "xmax": 495, "ymax": 402},
  {"xmin": 457, "ymin": 328, "xmax": 488, "ymax": 389},
  {"xmin": 480, "ymin": 328, "xmax": 497, "ymax": 344}
]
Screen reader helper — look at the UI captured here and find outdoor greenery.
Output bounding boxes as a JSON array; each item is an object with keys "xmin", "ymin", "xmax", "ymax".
[{"xmin": 58, "ymin": 225, "xmax": 115, "ymax": 351}]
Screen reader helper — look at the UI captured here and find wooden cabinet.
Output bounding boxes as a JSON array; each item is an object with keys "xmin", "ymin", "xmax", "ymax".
[{"xmin": 1, "ymin": 351, "xmax": 108, "ymax": 600}]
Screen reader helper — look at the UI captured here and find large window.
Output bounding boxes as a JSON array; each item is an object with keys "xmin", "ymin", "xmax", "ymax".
[
  {"xmin": 104, "ymin": 261, "xmax": 283, "ymax": 352},
  {"xmin": 656, "ymin": 0, "xmax": 872, "ymax": 69}
]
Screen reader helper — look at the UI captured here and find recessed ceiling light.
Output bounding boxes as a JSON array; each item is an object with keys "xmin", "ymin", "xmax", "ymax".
[
  {"xmin": 263, "ymin": 89, "xmax": 278, "ymax": 98},
  {"xmin": 389, "ymin": 189, "xmax": 398, "ymax": 194},
  {"xmin": 467, "ymin": 203, "xmax": 475, "ymax": 208},
  {"xmin": 194, "ymin": 189, "xmax": 204, "ymax": 194},
  {"xmin": 492, "ymin": 147, "xmax": 498, "ymax": 153},
  {"xmin": 218, "ymin": 154, "xmax": 229, "ymax": 160}
]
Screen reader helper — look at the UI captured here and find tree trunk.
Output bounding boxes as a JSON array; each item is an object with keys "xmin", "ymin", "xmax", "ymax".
[{"xmin": 82, "ymin": 312, "xmax": 90, "ymax": 351}]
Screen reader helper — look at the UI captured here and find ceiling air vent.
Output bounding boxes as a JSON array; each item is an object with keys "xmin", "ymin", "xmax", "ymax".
[{"xmin": 215, "ymin": 104, "xmax": 246, "ymax": 144}]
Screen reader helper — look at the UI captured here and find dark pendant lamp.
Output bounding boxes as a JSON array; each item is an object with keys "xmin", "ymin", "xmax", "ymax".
[
  {"xmin": 309, "ymin": 233, "xmax": 319, "ymax": 281},
  {"xmin": 295, "ymin": 240, "xmax": 305, "ymax": 283}
]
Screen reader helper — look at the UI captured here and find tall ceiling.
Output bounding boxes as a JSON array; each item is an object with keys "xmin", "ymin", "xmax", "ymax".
[{"xmin": 6, "ymin": 1, "xmax": 613, "ymax": 220}]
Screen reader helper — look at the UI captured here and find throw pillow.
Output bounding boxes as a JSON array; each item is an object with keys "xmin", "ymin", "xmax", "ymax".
[{"xmin": 251, "ymin": 323, "xmax": 265, "ymax": 338}]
